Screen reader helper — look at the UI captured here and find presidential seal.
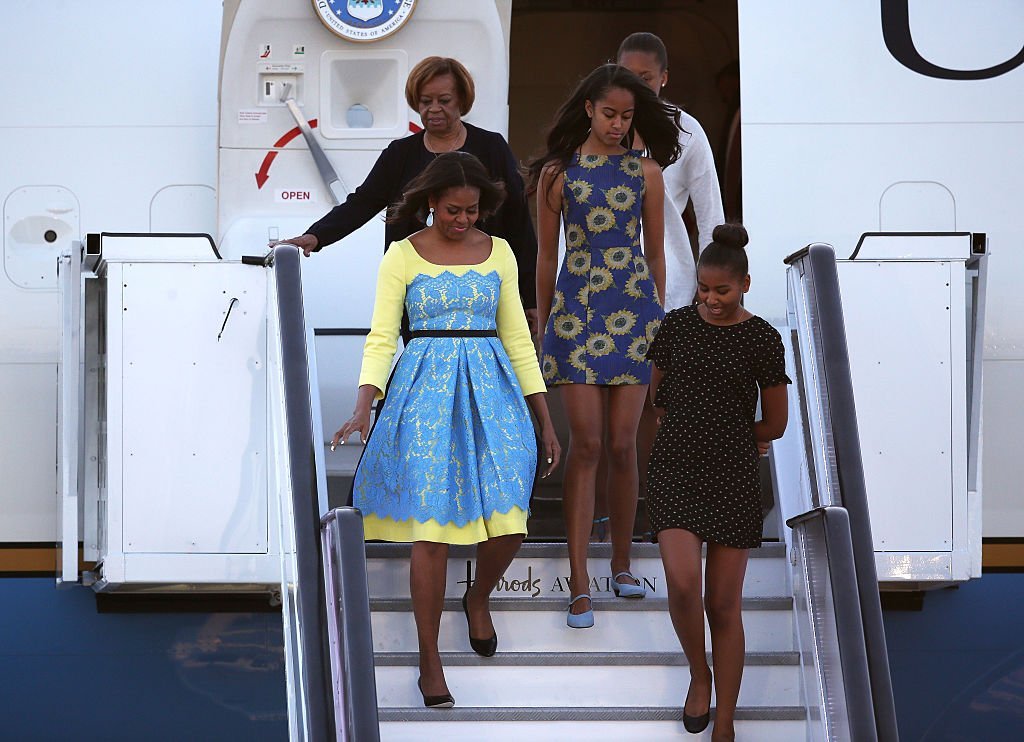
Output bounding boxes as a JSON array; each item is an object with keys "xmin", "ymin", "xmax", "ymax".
[{"xmin": 312, "ymin": 0, "xmax": 418, "ymax": 43}]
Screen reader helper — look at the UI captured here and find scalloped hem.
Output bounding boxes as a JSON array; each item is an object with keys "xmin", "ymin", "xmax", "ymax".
[{"xmin": 363, "ymin": 506, "xmax": 529, "ymax": 545}]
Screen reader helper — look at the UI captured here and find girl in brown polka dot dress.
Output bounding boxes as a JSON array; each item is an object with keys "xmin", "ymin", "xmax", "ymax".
[{"xmin": 646, "ymin": 224, "xmax": 790, "ymax": 739}]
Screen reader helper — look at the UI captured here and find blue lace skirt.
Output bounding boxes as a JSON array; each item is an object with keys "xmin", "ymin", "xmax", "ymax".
[{"xmin": 353, "ymin": 336, "xmax": 537, "ymax": 544}]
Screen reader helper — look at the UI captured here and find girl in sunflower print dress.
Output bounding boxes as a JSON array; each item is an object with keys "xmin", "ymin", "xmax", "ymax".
[{"xmin": 527, "ymin": 64, "xmax": 682, "ymax": 628}]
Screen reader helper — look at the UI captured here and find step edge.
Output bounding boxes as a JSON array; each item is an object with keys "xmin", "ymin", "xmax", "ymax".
[
  {"xmin": 373, "ymin": 650, "xmax": 800, "ymax": 666},
  {"xmin": 370, "ymin": 596, "xmax": 793, "ymax": 611},
  {"xmin": 366, "ymin": 542, "xmax": 786, "ymax": 559},
  {"xmin": 377, "ymin": 706, "xmax": 808, "ymax": 722}
]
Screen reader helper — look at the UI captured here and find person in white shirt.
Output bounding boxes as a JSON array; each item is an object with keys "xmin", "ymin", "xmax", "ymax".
[
  {"xmin": 601, "ymin": 33, "xmax": 726, "ymax": 543},
  {"xmin": 618, "ymin": 32, "xmax": 725, "ymax": 307}
]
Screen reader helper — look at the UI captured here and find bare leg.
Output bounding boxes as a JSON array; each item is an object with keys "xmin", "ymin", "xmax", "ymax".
[
  {"xmin": 635, "ymin": 396, "xmax": 659, "ymax": 538},
  {"xmin": 560, "ymin": 384, "xmax": 606, "ymax": 613},
  {"xmin": 592, "ymin": 395, "xmax": 611, "ymax": 543},
  {"xmin": 605, "ymin": 384, "xmax": 648, "ymax": 581},
  {"xmin": 658, "ymin": 529, "xmax": 713, "ymax": 719},
  {"xmin": 410, "ymin": 540, "xmax": 450, "ymax": 696},
  {"xmin": 466, "ymin": 533, "xmax": 525, "ymax": 638},
  {"xmin": 705, "ymin": 542, "xmax": 750, "ymax": 741},
  {"xmin": 592, "ymin": 447, "xmax": 611, "ymax": 542}
]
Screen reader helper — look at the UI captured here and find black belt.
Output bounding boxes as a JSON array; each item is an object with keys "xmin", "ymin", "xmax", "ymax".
[{"xmin": 408, "ymin": 329, "xmax": 497, "ymax": 338}]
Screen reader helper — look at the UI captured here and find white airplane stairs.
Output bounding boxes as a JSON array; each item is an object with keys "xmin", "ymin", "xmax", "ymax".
[
  {"xmin": 282, "ymin": 243, "xmax": 900, "ymax": 741},
  {"xmin": 56, "ymin": 237, "xmax": 899, "ymax": 740},
  {"xmin": 367, "ymin": 541, "xmax": 804, "ymax": 740}
]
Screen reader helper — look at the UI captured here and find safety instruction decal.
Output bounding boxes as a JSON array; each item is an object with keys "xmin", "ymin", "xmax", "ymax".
[{"xmin": 238, "ymin": 109, "xmax": 269, "ymax": 125}]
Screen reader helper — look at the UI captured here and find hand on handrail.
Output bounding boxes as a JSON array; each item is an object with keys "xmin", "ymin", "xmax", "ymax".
[{"xmin": 269, "ymin": 234, "xmax": 319, "ymax": 257}]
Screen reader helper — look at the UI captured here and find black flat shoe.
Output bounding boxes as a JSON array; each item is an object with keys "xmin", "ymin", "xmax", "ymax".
[
  {"xmin": 462, "ymin": 590, "xmax": 498, "ymax": 657},
  {"xmin": 683, "ymin": 672, "xmax": 712, "ymax": 733},
  {"xmin": 417, "ymin": 677, "xmax": 454, "ymax": 709},
  {"xmin": 682, "ymin": 709, "xmax": 710, "ymax": 734}
]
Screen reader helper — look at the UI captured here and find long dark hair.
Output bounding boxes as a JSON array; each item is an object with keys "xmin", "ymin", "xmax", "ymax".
[
  {"xmin": 525, "ymin": 64, "xmax": 682, "ymax": 194},
  {"xmin": 388, "ymin": 152, "xmax": 506, "ymax": 225}
]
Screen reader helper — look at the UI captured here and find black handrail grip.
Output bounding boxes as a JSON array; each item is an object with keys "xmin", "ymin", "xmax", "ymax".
[
  {"xmin": 801, "ymin": 244, "xmax": 899, "ymax": 740},
  {"xmin": 95, "ymin": 231, "xmax": 223, "ymax": 259},
  {"xmin": 314, "ymin": 328, "xmax": 372, "ymax": 336},
  {"xmin": 786, "ymin": 506, "xmax": 827, "ymax": 529},
  {"xmin": 849, "ymin": 231, "xmax": 971, "ymax": 260},
  {"xmin": 783, "ymin": 246, "xmax": 811, "ymax": 265},
  {"xmin": 273, "ymin": 244, "xmax": 335, "ymax": 741}
]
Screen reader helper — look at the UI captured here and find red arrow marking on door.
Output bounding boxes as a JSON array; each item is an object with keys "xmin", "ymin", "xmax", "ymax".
[{"xmin": 255, "ymin": 118, "xmax": 319, "ymax": 189}]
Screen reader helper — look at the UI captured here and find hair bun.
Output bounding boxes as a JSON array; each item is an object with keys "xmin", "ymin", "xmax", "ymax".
[{"xmin": 712, "ymin": 223, "xmax": 749, "ymax": 250}]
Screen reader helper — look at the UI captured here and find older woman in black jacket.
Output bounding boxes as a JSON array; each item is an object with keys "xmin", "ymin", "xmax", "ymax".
[{"xmin": 280, "ymin": 56, "xmax": 538, "ymax": 316}]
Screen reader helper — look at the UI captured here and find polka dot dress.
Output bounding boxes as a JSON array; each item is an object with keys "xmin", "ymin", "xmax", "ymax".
[{"xmin": 646, "ymin": 305, "xmax": 791, "ymax": 549}]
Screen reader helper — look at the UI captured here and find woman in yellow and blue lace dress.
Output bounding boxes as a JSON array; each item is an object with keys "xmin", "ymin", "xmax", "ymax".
[
  {"xmin": 333, "ymin": 152, "xmax": 560, "ymax": 709},
  {"xmin": 527, "ymin": 65, "xmax": 681, "ymax": 629}
]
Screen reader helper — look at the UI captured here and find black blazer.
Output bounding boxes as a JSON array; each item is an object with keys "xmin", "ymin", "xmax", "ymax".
[{"xmin": 305, "ymin": 122, "xmax": 537, "ymax": 308}]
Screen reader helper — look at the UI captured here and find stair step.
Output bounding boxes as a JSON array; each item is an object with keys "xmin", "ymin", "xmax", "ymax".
[
  {"xmin": 375, "ymin": 664, "xmax": 799, "ymax": 708},
  {"xmin": 366, "ymin": 543, "xmax": 788, "ymax": 600},
  {"xmin": 379, "ymin": 708, "xmax": 808, "ymax": 742},
  {"xmin": 374, "ymin": 651, "xmax": 799, "ymax": 666},
  {"xmin": 364, "ymin": 542, "xmax": 802, "ymax": 735},
  {"xmin": 371, "ymin": 596, "xmax": 790, "ymax": 611},
  {"xmin": 379, "ymin": 706, "xmax": 807, "ymax": 721},
  {"xmin": 370, "ymin": 598, "xmax": 794, "ymax": 653},
  {"xmin": 365, "ymin": 542, "xmax": 787, "ymax": 558}
]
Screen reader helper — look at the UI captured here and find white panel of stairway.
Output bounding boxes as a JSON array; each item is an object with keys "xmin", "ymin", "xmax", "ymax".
[{"xmin": 366, "ymin": 542, "xmax": 808, "ymax": 740}]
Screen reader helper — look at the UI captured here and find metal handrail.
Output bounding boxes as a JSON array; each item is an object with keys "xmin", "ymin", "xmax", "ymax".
[
  {"xmin": 271, "ymin": 244, "xmax": 336, "ymax": 740},
  {"xmin": 784, "ymin": 243, "xmax": 899, "ymax": 740},
  {"xmin": 787, "ymin": 506, "xmax": 877, "ymax": 739},
  {"xmin": 321, "ymin": 508, "xmax": 379, "ymax": 741}
]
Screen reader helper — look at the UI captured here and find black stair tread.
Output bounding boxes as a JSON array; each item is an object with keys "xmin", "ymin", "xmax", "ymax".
[
  {"xmin": 365, "ymin": 541, "xmax": 786, "ymax": 559},
  {"xmin": 374, "ymin": 650, "xmax": 799, "ymax": 666},
  {"xmin": 378, "ymin": 706, "xmax": 808, "ymax": 722},
  {"xmin": 370, "ymin": 596, "xmax": 792, "ymax": 611}
]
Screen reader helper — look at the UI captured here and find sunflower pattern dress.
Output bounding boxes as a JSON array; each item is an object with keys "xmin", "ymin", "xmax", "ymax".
[
  {"xmin": 541, "ymin": 151, "xmax": 664, "ymax": 385},
  {"xmin": 352, "ymin": 237, "xmax": 545, "ymax": 545}
]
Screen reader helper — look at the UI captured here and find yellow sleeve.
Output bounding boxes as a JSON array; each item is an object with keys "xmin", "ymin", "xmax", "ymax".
[
  {"xmin": 357, "ymin": 241, "xmax": 407, "ymax": 400},
  {"xmin": 495, "ymin": 238, "xmax": 546, "ymax": 396}
]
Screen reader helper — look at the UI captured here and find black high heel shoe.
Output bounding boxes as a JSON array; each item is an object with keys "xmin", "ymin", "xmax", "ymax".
[
  {"xmin": 417, "ymin": 677, "xmax": 455, "ymax": 709},
  {"xmin": 682, "ymin": 671, "xmax": 712, "ymax": 733},
  {"xmin": 462, "ymin": 590, "xmax": 498, "ymax": 657}
]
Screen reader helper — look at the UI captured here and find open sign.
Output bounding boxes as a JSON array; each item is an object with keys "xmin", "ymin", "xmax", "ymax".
[{"xmin": 274, "ymin": 189, "xmax": 315, "ymax": 203}]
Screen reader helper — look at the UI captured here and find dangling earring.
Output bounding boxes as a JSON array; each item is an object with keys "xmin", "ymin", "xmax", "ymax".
[{"xmin": 426, "ymin": 207, "xmax": 434, "ymax": 227}]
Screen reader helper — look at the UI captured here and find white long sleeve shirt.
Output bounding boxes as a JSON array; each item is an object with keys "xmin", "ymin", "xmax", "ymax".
[{"xmin": 660, "ymin": 109, "xmax": 725, "ymax": 311}]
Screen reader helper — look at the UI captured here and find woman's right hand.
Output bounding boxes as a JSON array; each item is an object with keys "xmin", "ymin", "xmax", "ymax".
[
  {"xmin": 539, "ymin": 420, "xmax": 562, "ymax": 478},
  {"xmin": 331, "ymin": 408, "xmax": 371, "ymax": 450},
  {"xmin": 270, "ymin": 233, "xmax": 319, "ymax": 257}
]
